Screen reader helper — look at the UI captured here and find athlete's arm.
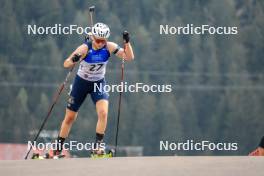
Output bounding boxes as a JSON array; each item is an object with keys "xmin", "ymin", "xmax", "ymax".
[
  {"xmin": 107, "ymin": 31, "xmax": 134, "ymax": 61},
  {"xmin": 63, "ymin": 44, "xmax": 88, "ymax": 68}
]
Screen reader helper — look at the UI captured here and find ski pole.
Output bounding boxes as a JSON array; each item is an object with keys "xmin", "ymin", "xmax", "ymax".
[
  {"xmin": 24, "ymin": 65, "xmax": 75, "ymax": 159},
  {"xmin": 114, "ymin": 42, "xmax": 126, "ymax": 157},
  {"xmin": 85, "ymin": 6, "xmax": 95, "ymax": 41},
  {"xmin": 89, "ymin": 6, "xmax": 95, "ymax": 27}
]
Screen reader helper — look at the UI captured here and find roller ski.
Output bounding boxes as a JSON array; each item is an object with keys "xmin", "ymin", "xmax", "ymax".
[
  {"xmin": 31, "ymin": 150, "xmax": 65, "ymax": 160},
  {"xmin": 90, "ymin": 142, "xmax": 114, "ymax": 158},
  {"xmin": 90, "ymin": 149, "xmax": 114, "ymax": 158}
]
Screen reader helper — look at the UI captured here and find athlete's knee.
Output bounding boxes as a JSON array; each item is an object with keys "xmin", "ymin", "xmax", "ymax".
[
  {"xmin": 98, "ymin": 109, "xmax": 107, "ymax": 120},
  {"xmin": 64, "ymin": 114, "xmax": 77, "ymax": 125},
  {"xmin": 64, "ymin": 109, "xmax": 77, "ymax": 125}
]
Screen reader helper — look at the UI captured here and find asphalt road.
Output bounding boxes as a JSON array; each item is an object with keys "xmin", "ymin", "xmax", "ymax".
[{"xmin": 0, "ymin": 156, "xmax": 263, "ymax": 176}]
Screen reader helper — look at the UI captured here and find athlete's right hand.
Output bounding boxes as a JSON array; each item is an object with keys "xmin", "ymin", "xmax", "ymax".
[{"xmin": 71, "ymin": 53, "xmax": 82, "ymax": 63}]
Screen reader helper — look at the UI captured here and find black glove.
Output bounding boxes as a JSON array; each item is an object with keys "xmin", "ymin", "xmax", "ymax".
[
  {"xmin": 72, "ymin": 53, "xmax": 82, "ymax": 63},
  {"xmin": 123, "ymin": 31, "xmax": 130, "ymax": 43}
]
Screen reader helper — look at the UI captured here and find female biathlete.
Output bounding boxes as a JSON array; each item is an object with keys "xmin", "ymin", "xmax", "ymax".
[{"xmin": 53, "ymin": 23, "xmax": 134, "ymax": 157}]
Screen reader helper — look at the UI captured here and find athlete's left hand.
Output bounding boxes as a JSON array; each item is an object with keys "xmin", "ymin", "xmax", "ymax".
[{"xmin": 123, "ymin": 31, "xmax": 130, "ymax": 43}]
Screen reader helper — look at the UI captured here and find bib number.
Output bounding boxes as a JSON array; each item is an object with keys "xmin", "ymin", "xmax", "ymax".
[{"xmin": 89, "ymin": 64, "xmax": 104, "ymax": 72}]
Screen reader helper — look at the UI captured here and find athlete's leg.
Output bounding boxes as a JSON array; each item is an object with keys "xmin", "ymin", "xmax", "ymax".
[
  {"xmin": 55, "ymin": 75, "xmax": 89, "ymax": 155},
  {"xmin": 90, "ymin": 79, "xmax": 109, "ymax": 154},
  {"xmin": 95, "ymin": 99, "xmax": 109, "ymax": 135},
  {"xmin": 52, "ymin": 108, "xmax": 78, "ymax": 157},
  {"xmin": 59, "ymin": 108, "xmax": 78, "ymax": 138},
  {"xmin": 90, "ymin": 99, "xmax": 108, "ymax": 154},
  {"xmin": 91, "ymin": 79, "xmax": 109, "ymax": 139}
]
